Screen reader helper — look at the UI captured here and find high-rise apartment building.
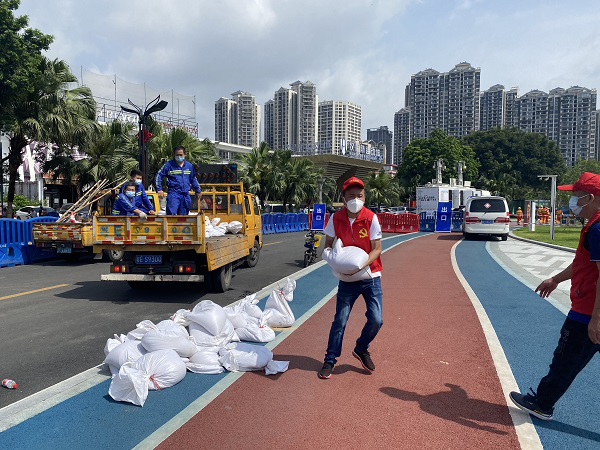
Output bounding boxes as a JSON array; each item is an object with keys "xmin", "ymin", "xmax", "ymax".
[
  {"xmin": 214, "ymin": 97, "xmax": 236, "ymax": 144},
  {"xmin": 504, "ymin": 88, "xmax": 520, "ymax": 128},
  {"xmin": 393, "ymin": 108, "xmax": 411, "ymax": 165},
  {"xmin": 367, "ymin": 126, "xmax": 393, "ymax": 164},
  {"xmin": 517, "ymin": 89, "xmax": 549, "ymax": 135},
  {"xmin": 264, "ymin": 99, "xmax": 274, "ymax": 149},
  {"xmin": 318, "ymin": 101, "xmax": 362, "ymax": 156},
  {"xmin": 214, "ymin": 92, "xmax": 260, "ymax": 148},
  {"xmin": 480, "ymin": 84, "xmax": 505, "ymax": 130},
  {"xmin": 265, "ymin": 81, "xmax": 318, "ymax": 153},
  {"xmin": 596, "ymin": 110, "xmax": 600, "ymax": 160},
  {"xmin": 406, "ymin": 62, "xmax": 480, "ymax": 140}
]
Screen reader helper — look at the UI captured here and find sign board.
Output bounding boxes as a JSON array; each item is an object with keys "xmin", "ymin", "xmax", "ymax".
[
  {"xmin": 435, "ymin": 201, "xmax": 452, "ymax": 232},
  {"xmin": 311, "ymin": 203, "xmax": 326, "ymax": 230}
]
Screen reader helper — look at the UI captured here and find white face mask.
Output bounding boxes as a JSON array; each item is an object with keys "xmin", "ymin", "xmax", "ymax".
[
  {"xmin": 346, "ymin": 198, "xmax": 364, "ymax": 214},
  {"xmin": 569, "ymin": 194, "xmax": 591, "ymax": 217}
]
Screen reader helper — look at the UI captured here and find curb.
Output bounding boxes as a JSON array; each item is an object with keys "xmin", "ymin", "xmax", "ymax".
[{"xmin": 508, "ymin": 230, "xmax": 576, "ymax": 254}]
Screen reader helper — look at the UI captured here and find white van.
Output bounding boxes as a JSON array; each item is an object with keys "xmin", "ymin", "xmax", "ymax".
[{"xmin": 463, "ymin": 196, "xmax": 510, "ymax": 241}]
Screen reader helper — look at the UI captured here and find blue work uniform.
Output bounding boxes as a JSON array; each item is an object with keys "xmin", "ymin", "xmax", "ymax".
[
  {"xmin": 154, "ymin": 160, "xmax": 201, "ymax": 215},
  {"xmin": 120, "ymin": 181, "xmax": 153, "ymax": 213},
  {"xmin": 112, "ymin": 193, "xmax": 139, "ymax": 216}
]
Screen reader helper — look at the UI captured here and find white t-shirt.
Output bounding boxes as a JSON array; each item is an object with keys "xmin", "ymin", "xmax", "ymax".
[{"xmin": 323, "ymin": 211, "xmax": 382, "ymax": 276}]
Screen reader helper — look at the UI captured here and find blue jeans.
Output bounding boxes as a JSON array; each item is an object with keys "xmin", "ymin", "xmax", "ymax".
[{"xmin": 324, "ymin": 277, "xmax": 383, "ymax": 365}]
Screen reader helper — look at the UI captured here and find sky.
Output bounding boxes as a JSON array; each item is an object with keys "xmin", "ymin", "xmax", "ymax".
[{"xmin": 16, "ymin": 0, "xmax": 600, "ymax": 140}]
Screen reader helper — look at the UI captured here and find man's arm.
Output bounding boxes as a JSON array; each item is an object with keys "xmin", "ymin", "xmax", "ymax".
[
  {"xmin": 190, "ymin": 166, "xmax": 201, "ymax": 194},
  {"xmin": 589, "ymin": 263, "xmax": 600, "ymax": 344},
  {"xmin": 155, "ymin": 164, "xmax": 168, "ymax": 197},
  {"xmin": 140, "ymin": 187, "xmax": 155, "ymax": 213},
  {"xmin": 535, "ymin": 263, "xmax": 572, "ymax": 298},
  {"xmin": 324, "ymin": 235, "xmax": 335, "ymax": 249},
  {"xmin": 362, "ymin": 238, "xmax": 382, "ymax": 269}
]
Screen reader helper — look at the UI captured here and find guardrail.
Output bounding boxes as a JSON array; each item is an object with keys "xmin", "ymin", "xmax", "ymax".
[
  {"xmin": 418, "ymin": 211, "xmax": 464, "ymax": 232},
  {"xmin": 376, "ymin": 213, "xmax": 420, "ymax": 234},
  {"xmin": 260, "ymin": 212, "xmax": 328, "ymax": 235},
  {"xmin": 0, "ymin": 217, "xmax": 58, "ymax": 268}
]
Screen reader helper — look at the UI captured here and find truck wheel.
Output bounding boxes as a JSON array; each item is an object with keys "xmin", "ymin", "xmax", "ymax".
[
  {"xmin": 501, "ymin": 234, "xmax": 508, "ymax": 241},
  {"xmin": 244, "ymin": 240, "xmax": 260, "ymax": 268},
  {"xmin": 209, "ymin": 263, "xmax": 232, "ymax": 292},
  {"xmin": 108, "ymin": 249, "xmax": 124, "ymax": 263}
]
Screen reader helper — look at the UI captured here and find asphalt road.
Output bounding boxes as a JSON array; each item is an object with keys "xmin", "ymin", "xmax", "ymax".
[{"xmin": 0, "ymin": 232, "xmax": 315, "ymax": 408}]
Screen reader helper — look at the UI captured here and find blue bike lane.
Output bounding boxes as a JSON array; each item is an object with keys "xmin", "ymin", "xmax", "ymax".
[
  {"xmin": 455, "ymin": 239, "xmax": 600, "ymax": 450},
  {"xmin": 0, "ymin": 232, "xmax": 425, "ymax": 450}
]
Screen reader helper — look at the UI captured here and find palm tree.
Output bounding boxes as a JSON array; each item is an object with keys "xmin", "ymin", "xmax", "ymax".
[
  {"xmin": 240, "ymin": 142, "xmax": 272, "ymax": 207},
  {"xmin": 366, "ymin": 171, "xmax": 400, "ymax": 210},
  {"xmin": 4, "ymin": 58, "xmax": 96, "ymax": 215}
]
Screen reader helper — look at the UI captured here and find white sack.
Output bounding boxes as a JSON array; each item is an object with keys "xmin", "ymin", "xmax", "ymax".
[
  {"xmin": 104, "ymin": 334, "xmax": 128, "ymax": 357},
  {"xmin": 264, "ymin": 278, "xmax": 296, "ymax": 328},
  {"xmin": 322, "ymin": 239, "xmax": 372, "ymax": 282},
  {"xmin": 226, "ymin": 221, "xmax": 243, "ymax": 234},
  {"xmin": 239, "ymin": 294, "xmax": 262, "ymax": 319},
  {"xmin": 224, "ymin": 303, "xmax": 251, "ymax": 329},
  {"xmin": 104, "ymin": 340, "xmax": 147, "ymax": 376},
  {"xmin": 189, "ymin": 319, "xmax": 238, "ymax": 348},
  {"xmin": 126, "ymin": 320, "xmax": 157, "ymax": 340},
  {"xmin": 141, "ymin": 322, "xmax": 197, "ymax": 358},
  {"xmin": 186, "ymin": 347, "xmax": 224, "ymax": 374},
  {"xmin": 234, "ymin": 312, "xmax": 276, "ymax": 343},
  {"xmin": 186, "ymin": 300, "xmax": 227, "ymax": 336},
  {"xmin": 108, "ymin": 349, "xmax": 186, "ymax": 407},
  {"xmin": 218, "ymin": 343, "xmax": 288, "ymax": 375},
  {"xmin": 170, "ymin": 309, "xmax": 191, "ymax": 327}
]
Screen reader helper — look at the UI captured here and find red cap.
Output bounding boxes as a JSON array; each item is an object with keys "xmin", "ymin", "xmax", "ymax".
[
  {"xmin": 342, "ymin": 176, "xmax": 364, "ymax": 193},
  {"xmin": 558, "ymin": 172, "xmax": 600, "ymax": 196}
]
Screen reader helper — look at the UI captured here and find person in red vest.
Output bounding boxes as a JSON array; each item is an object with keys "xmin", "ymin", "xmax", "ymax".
[
  {"xmin": 510, "ymin": 172, "xmax": 600, "ymax": 420},
  {"xmin": 318, "ymin": 176, "xmax": 383, "ymax": 379}
]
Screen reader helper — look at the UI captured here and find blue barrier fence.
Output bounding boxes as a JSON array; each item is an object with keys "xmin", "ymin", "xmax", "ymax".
[
  {"xmin": 0, "ymin": 217, "xmax": 58, "ymax": 268},
  {"xmin": 261, "ymin": 212, "xmax": 312, "ymax": 235},
  {"xmin": 419, "ymin": 211, "xmax": 464, "ymax": 232}
]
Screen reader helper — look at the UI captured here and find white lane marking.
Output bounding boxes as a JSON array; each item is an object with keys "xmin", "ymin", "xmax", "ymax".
[
  {"xmin": 485, "ymin": 242, "xmax": 569, "ymax": 316},
  {"xmin": 451, "ymin": 240, "xmax": 542, "ymax": 450},
  {"xmin": 135, "ymin": 232, "xmax": 426, "ymax": 449},
  {"xmin": 0, "ymin": 232, "xmax": 422, "ymax": 436}
]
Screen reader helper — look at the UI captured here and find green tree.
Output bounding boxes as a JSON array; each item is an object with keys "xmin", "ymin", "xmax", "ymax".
[
  {"xmin": 557, "ymin": 159, "xmax": 600, "ymax": 204},
  {"xmin": 240, "ymin": 142, "xmax": 276, "ymax": 207},
  {"xmin": 463, "ymin": 127, "xmax": 566, "ymax": 199},
  {"xmin": 3, "ymin": 57, "xmax": 96, "ymax": 215},
  {"xmin": 397, "ymin": 129, "xmax": 479, "ymax": 193},
  {"xmin": 366, "ymin": 171, "xmax": 400, "ymax": 210},
  {"xmin": 0, "ymin": 1, "xmax": 54, "ymax": 216}
]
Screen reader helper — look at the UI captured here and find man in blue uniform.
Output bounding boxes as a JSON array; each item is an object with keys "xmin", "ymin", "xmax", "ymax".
[
  {"xmin": 154, "ymin": 146, "xmax": 201, "ymax": 215},
  {"xmin": 121, "ymin": 169, "xmax": 156, "ymax": 215},
  {"xmin": 112, "ymin": 181, "xmax": 148, "ymax": 219}
]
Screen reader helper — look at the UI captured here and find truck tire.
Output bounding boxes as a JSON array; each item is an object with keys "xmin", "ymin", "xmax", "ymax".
[
  {"xmin": 501, "ymin": 234, "xmax": 508, "ymax": 241},
  {"xmin": 108, "ymin": 249, "xmax": 124, "ymax": 263},
  {"xmin": 209, "ymin": 263, "xmax": 232, "ymax": 292},
  {"xmin": 244, "ymin": 240, "xmax": 260, "ymax": 268}
]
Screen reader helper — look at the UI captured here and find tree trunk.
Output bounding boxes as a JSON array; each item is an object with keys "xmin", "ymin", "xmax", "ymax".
[
  {"xmin": 282, "ymin": 195, "xmax": 288, "ymax": 213},
  {"xmin": 6, "ymin": 134, "xmax": 27, "ymax": 217}
]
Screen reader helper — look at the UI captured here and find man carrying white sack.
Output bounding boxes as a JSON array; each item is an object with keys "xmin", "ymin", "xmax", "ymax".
[{"xmin": 318, "ymin": 176, "xmax": 383, "ymax": 379}]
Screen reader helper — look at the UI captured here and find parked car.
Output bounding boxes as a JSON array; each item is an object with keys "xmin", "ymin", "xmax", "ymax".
[
  {"xmin": 389, "ymin": 206, "xmax": 417, "ymax": 214},
  {"xmin": 15, "ymin": 206, "xmax": 56, "ymax": 220},
  {"xmin": 463, "ymin": 196, "xmax": 509, "ymax": 241}
]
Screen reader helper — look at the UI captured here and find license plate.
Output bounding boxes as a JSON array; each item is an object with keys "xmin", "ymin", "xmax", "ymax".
[
  {"xmin": 135, "ymin": 255, "xmax": 162, "ymax": 265},
  {"xmin": 57, "ymin": 246, "xmax": 72, "ymax": 254},
  {"xmin": 482, "ymin": 220, "xmax": 494, "ymax": 225}
]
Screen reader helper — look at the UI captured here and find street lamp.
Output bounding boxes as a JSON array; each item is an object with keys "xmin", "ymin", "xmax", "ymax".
[
  {"xmin": 538, "ymin": 174, "xmax": 557, "ymax": 240},
  {"xmin": 121, "ymin": 96, "xmax": 168, "ymax": 186}
]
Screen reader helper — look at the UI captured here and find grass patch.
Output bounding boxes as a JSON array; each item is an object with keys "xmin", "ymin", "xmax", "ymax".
[{"xmin": 513, "ymin": 225, "xmax": 581, "ymax": 249}]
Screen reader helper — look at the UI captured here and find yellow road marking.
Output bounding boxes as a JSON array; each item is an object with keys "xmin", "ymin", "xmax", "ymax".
[
  {"xmin": 263, "ymin": 241, "xmax": 283, "ymax": 246},
  {"xmin": 0, "ymin": 284, "xmax": 70, "ymax": 301}
]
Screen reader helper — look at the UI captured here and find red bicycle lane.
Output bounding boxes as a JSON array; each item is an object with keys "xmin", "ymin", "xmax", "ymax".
[{"xmin": 160, "ymin": 234, "xmax": 520, "ymax": 450}]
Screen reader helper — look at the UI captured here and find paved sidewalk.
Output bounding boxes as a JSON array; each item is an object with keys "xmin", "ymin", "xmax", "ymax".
[{"xmin": 488, "ymin": 238, "xmax": 574, "ymax": 312}]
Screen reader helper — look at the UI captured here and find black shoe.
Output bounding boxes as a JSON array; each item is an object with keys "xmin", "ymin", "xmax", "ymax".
[
  {"xmin": 318, "ymin": 362, "xmax": 334, "ymax": 379},
  {"xmin": 509, "ymin": 389, "xmax": 554, "ymax": 421},
  {"xmin": 352, "ymin": 350, "xmax": 375, "ymax": 372}
]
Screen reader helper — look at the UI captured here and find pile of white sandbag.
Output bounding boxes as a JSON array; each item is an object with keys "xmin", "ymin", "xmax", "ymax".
[
  {"xmin": 322, "ymin": 239, "xmax": 372, "ymax": 282},
  {"xmin": 104, "ymin": 279, "xmax": 297, "ymax": 407},
  {"xmin": 204, "ymin": 216, "xmax": 243, "ymax": 237}
]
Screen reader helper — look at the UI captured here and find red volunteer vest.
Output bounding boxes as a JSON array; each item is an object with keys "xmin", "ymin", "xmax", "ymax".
[
  {"xmin": 570, "ymin": 210, "xmax": 600, "ymax": 315},
  {"xmin": 332, "ymin": 207, "xmax": 383, "ymax": 274}
]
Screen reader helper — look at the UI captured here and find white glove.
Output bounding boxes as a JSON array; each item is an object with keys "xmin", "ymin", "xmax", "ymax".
[{"xmin": 138, "ymin": 211, "xmax": 148, "ymax": 220}]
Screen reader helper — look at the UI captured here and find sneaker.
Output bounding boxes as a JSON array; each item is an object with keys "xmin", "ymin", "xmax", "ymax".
[
  {"xmin": 318, "ymin": 362, "xmax": 334, "ymax": 379},
  {"xmin": 509, "ymin": 389, "xmax": 554, "ymax": 421},
  {"xmin": 352, "ymin": 350, "xmax": 375, "ymax": 372}
]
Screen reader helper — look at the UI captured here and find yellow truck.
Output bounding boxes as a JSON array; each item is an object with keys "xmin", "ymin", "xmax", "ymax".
[
  {"xmin": 32, "ymin": 191, "xmax": 161, "ymax": 262},
  {"xmin": 94, "ymin": 182, "xmax": 262, "ymax": 292}
]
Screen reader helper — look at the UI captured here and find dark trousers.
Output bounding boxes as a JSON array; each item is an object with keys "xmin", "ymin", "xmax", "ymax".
[
  {"xmin": 324, "ymin": 277, "xmax": 383, "ymax": 365},
  {"xmin": 536, "ymin": 317, "xmax": 600, "ymax": 410}
]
